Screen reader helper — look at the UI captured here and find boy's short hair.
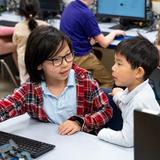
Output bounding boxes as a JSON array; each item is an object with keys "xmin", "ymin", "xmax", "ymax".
[
  {"xmin": 115, "ymin": 35, "xmax": 159, "ymax": 80},
  {"xmin": 25, "ymin": 25, "xmax": 72, "ymax": 83}
]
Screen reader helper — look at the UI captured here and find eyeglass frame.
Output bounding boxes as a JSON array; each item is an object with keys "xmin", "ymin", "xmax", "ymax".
[{"xmin": 46, "ymin": 52, "xmax": 74, "ymax": 67}]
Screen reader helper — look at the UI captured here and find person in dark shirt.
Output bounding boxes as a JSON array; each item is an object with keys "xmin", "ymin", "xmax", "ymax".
[{"xmin": 60, "ymin": 0, "xmax": 125, "ymax": 88}]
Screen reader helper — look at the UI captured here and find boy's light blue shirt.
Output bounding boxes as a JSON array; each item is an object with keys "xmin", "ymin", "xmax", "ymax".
[{"xmin": 41, "ymin": 69, "xmax": 77, "ymax": 124}]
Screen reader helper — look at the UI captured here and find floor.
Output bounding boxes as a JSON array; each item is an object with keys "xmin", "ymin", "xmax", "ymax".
[{"xmin": 0, "ymin": 53, "xmax": 19, "ymax": 98}]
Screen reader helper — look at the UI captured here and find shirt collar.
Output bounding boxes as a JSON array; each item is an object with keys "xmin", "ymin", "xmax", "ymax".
[
  {"xmin": 41, "ymin": 69, "xmax": 75, "ymax": 95},
  {"xmin": 67, "ymin": 69, "xmax": 76, "ymax": 87},
  {"xmin": 121, "ymin": 79, "xmax": 149, "ymax": 104}
]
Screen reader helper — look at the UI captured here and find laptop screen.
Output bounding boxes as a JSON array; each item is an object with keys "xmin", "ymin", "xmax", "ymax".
[{"xmin": 134, "ymin": 110, "xmax": 160, "ymax": 160}]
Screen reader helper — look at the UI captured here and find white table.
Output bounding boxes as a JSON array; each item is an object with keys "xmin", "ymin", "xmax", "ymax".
[
  {"xmin": 99, "ymin": 21, "xmax": 158, "ymax": 46},
  {"xmin": 0, "ymin": 11, "xmax": 23, "ymax": 22},
  {"xmin": 0, "ymin": 114, "xmax": 134, "ymax": 160},
  {"xmin": 0, "ymin": 11, "xmax": 157, "ymax": 47}
]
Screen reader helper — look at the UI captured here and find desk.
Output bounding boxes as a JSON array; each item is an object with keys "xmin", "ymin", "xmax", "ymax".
[
  {"xmin": 47, "ymin": 18, "xmax": 158, "ymax": 47},
  {"xmin": 0, "ymin": 114, "xmax": 134, "ymax": 160},
  {"xmin": 99, "ymin": 21, "xmax": 158, "ymax": 46},
  {"xmin": 0, "ymin": 11, "xmax": 157, "ymax": 46},
  {"xmin": 0, "ymin": 11, "xmax": 23, "ymax": 22}
]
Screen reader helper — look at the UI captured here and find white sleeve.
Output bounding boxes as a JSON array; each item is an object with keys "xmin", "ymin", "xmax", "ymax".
[
  {"xmin": 97, "ymin": 106, "xmax": 134, "ymax": 147},
  {"xmin": 113, "ymin": 91, "xmax": 124, "ymax": 107}
]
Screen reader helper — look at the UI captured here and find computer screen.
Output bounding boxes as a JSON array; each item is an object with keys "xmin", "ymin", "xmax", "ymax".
[
  {"xmin": 97, "ymin": 0, "xmax": 146, "ymax": 30},
  {"xmin": 39, "ymin": 0, "xmax": 62, "ymax": 12},
  {"xmin": 97, "ymin": 0, "xmax": 146, "ymax": 20},
  {"xmin": 39, "ymin": 0, "xmax": 62, "ymax": 19}
]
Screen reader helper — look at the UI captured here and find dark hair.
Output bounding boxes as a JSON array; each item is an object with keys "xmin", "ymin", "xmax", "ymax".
[
  {"xmin": 19, "ymin": 0, "xmax": 40, "ymax": 31},
  {"xmin": 25, "ymin": 25, "xmax": 72, "ymax": 83},
  {"xmin": 115, "ymin": 35, "xmax": 159, "ymax": 80}
]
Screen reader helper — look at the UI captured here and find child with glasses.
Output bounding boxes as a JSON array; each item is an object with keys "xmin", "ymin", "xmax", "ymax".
[{"xmin": 0, "ymin": 25, "xmax": 112, "ymax": 135}]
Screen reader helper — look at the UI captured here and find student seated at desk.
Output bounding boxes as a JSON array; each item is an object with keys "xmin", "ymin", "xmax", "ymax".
[
  {"xmin": 60, "ymin": 0, "xmax": 125, "ymax": 88},
  {"xmin": 12, "ymin": 0, "xmax": 48, "ymax": 84},
  {"xmin": 0, "ymin": 25, "xmax": 113, "ymax": 135},
  {"xmin": 98, "ymin": 36, "xmax": 160, "ymax": 147}
]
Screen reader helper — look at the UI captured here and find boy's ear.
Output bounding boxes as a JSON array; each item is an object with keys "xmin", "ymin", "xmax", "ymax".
[
  {"xmin": 136, "ymin": 67, "xmax": 145, "ymax": 79},
  {"xmin": 37, "ymin": 64, "xmax": 42, "ymax": 70}
]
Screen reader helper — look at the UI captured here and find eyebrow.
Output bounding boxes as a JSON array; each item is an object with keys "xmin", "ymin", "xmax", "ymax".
[
  {"xmin": 115, "ymin": 57, "xmax": 122, "ymax": 61},
  {"xmin": 51, "ymin": 51, "xmax": 71, "ymax": 59}
]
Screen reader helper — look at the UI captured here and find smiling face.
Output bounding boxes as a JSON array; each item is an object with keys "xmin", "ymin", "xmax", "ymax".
[
  {"xmin": 38, "ymin": 41, "xmax": 73, "ymax": 84},
  {"xmin": 112, "ymin": 53, "xmax": 144, "ymax": 91}
]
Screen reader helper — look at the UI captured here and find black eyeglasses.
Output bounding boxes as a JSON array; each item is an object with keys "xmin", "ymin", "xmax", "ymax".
[{"xmin": 47, "ymin": 53, "xmax": 73, "ymax": 67}]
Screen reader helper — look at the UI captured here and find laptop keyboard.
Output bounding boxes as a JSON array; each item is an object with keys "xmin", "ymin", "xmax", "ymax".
[
  {"xmin": 0, "ymin": 131, "xmax": 55, "ymax": 158},
  {"xmin": 102, "ymin": 31, "xmax": 109, "ymax": 36},
  {"xmin": 102, "ymin": 31, "xmax": 133, "ymax": 41},
  {"xmin": 0, "ymin": 20, "xmax": 18, "ymax": 27}
]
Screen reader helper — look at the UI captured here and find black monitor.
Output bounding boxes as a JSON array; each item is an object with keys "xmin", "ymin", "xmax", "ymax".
[
  {"xmin": 39, "ymin": 0, "xmax": 63, "ymax": 20},
  {"xmin": 0, "ymin": 0, "xmax": 6, "ymax": 11},
  {"xmin": 134, "ymin": 109, "xmax": 160, "ymax": 160},
  {"xmin": 97, "ymin": 0, "xmax": 146, "ymax": 30}
]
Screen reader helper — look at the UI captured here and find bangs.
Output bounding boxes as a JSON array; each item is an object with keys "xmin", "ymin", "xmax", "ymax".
[{"xmin": 47, "ymin": 39, "xmax": 66, "ymax": 59}]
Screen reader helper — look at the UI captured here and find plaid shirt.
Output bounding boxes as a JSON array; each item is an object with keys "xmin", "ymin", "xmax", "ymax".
[{"xmin": 0, "ymin": 64, "xmax": 112, "ymax": 133}]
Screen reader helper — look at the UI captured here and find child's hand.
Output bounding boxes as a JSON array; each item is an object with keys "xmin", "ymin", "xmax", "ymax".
[
  {"xmin": 58, "ymin": 120, "xmax": 81, "ymax": 135},
  {"xmin": 109, "ymin": 87, "xmax": 124, "ymax": 96}
]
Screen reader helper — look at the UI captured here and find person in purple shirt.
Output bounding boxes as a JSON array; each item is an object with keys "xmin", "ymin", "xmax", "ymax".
[{"xmin": 60, "ymin": 0, "xmax": 125, "ymax": 88}]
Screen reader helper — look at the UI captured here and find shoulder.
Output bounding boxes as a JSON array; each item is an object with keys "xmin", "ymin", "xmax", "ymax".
[
  {"xmin": 20, "ymin": 81, "xmax": 42, "ymax": 93},
  {"xmin": 131, "ymin": 83, "xmax": 159, "ymax": 110},
  {"xmin": 136, "ymin": 82, "xmax": 155, "ymax": 99},
  {"xmin": 14, "ymin": 20, "xmax": 29, "ymax": 34},
  {"xmin": 36, "ymin": 19, "xmax": 48, "ymax": 26},
  {"xmin": 81, "ymin": 7, "xmax": 94, "ymax": 19},
  {"xmin": 15, "ymin": 20, "xmax": 27, "ymax": 28},
  {"xmin": 73, "ymin": 64, "xmax": 99, "ymax": 90},
  {"xmin": 73, "ymin": 63, "xmax": 92, "ymax": 80}
]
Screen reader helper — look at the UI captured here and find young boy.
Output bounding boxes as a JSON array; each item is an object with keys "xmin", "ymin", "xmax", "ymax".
[{"xmin": 98, "ymin": 36, "xmax": 160, "ymax": 147}]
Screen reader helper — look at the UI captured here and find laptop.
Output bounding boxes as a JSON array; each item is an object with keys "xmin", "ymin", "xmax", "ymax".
[
  {"xmin": 134, "ymin": 109, "xmax": 160, "ymax": 160},
  {"xmin": 101, "ymin": 31, "xmax": 133, "ymax": 41}
]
